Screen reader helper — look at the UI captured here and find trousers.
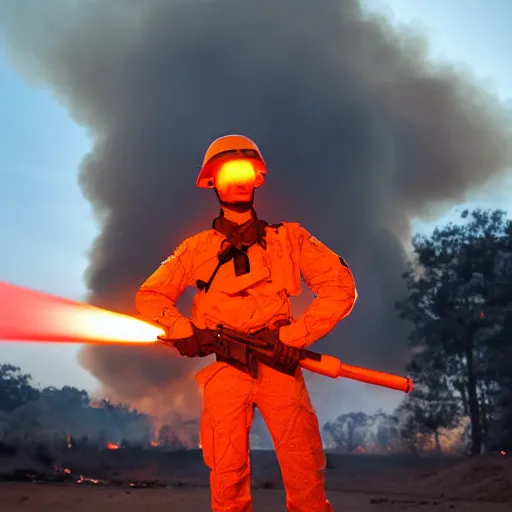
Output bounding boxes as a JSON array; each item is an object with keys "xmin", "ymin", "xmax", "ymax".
[{"xmin": 196, "ymin": 362, "xmax": 333, "ymax": 511}]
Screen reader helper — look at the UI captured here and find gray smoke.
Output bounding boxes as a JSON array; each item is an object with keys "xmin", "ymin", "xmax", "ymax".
[{"xmin": 1, "ymin": 0, "xmax": 511, "ymax": 427}]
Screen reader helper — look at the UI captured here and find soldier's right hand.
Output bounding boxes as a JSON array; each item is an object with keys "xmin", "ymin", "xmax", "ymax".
[{"xmin": 172, "ymin": 326, "xmax": 216, "ymax": 358}]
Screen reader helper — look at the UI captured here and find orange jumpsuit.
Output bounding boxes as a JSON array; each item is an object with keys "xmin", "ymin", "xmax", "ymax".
[{"xmin": 136, "ymin": 222, "xmax": 357, "ymax": 511}]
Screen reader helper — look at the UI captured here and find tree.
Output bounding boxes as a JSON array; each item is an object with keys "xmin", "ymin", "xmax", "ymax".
[
  {"xmin": 394, "ymin": 339, "xmax": 462, "ymax": 454},
  {"xmin": 323, "ymin": 412, "xmax": 369, "ymax": 452},
  {"xmin": 397, "ymin": 209, "xmax": 512, "ymax": 455},
  {"xmin": 395, "ymin": 384, "xmax": 461, "ymax": 453},
  {"xmin": 0, "ymin": 364, "xmax": 39, "ymax": 412},
  {"xmin": 369, "ymin": 410, "xmax": 401, "ymax": 452},
  {"xmin": 486, "ymin": 251, "xmax": 512, "ymax": 451},
  {"xmin": 487, "ymin": 387, "xmax": 512, "ymax": 452},
  {"xmin": 40, "ymin": 386, "xmax": 90, "ymax": 408}
]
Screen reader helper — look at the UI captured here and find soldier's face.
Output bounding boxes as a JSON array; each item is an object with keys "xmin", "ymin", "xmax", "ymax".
[{"xmin": 214, "ymin": 159, "xmax": 256, "ymax": 204}]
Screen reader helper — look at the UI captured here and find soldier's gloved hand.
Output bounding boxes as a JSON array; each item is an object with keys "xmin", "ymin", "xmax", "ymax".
[
  {"xmin": 158, "ymin": 326, "xmax": 215, "ymax": 358},
  {"xmin": 251, "ymin": 324, "xmax": 302, "ymax": 374},
  {"xmin": 272, "ymin": 339, "xmax": 302, "ymax": 374}
]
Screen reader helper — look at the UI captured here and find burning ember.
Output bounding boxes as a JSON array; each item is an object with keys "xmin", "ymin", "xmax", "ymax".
[
  {"xmin": 77, "ymin": 474, "xmax": 105, "ymax": 485},
  {"xmin": 2, "ymin": 465, "xmax": 165, "ymax": 489}
]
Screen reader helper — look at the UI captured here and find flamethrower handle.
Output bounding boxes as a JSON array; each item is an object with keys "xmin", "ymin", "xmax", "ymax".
[{"xmin": 214, "ymin": 325, "xmax": 273, "ymax": 349}]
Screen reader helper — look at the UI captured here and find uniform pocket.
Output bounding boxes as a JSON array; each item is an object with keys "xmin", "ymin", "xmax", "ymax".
[
  {"xmin": 197, "ymin": 363, "xmax": 252, "ymax": 473},
  {"xmin": 196, "ymin": 362, "xmax": 231, "ymax": 470},
  {"xmin": 199, "ymin": 408, "xmax": 216, "ymax": 470},
  {"xmin": 298, "ymin": 401, "xmax": 327, "ymax": 471}
]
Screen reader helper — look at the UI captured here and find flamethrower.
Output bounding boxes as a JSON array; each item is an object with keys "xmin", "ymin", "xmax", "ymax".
[
  {"xmin": 173, "ymin": 325, "xmax": 413, "ymax": 393},
  {"xmin": 0, "ymin": 281, "xmax": 413, "ymax": 393}
]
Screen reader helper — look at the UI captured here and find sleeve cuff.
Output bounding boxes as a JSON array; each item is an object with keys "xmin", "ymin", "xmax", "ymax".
[{"xmin": 156, "ymin": 314, "xmax": 194, "ymax": 339}]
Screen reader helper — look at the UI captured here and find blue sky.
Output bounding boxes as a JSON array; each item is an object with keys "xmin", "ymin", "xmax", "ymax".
[
  {"xmin": 0, "ymin": 57, "xmax": 97, "ymax": 389},
  {"xmin": 362, "ymin": 0, "xmax": 512, "ymax": 230},
  {"xmin": 1, "ymin": 0, "xmax": 511, "ymax": 392}
]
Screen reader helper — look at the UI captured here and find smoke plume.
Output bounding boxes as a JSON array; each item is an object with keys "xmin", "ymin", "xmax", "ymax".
[{"xmin": 1, "ymin": 0, "xmax": 511, "ymax": 428}]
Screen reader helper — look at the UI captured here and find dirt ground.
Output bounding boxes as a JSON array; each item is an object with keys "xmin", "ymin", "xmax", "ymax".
[
  {"xmin": 1, "ymin": 483, "xmax": 511, "ymax": 512},
  {"xmin": 1, "ymin": 450, "xmax": 510, "ymax": 511}
]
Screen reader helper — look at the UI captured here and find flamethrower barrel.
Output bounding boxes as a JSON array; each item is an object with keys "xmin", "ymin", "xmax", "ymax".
[
  {"xmin": 213, "ymin": 326, "xmax": 413, "ymax": 393},
  {"xmin": 299, "ymin": 354, "xmax": 413, "ymax": 392}
]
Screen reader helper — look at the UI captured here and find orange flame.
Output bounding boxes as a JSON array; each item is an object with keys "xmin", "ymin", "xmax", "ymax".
[
  {"xmin": 0, "ymin": 281, "xmax": 164, "ymax": 345},
  {"xmin": 107, "ymin": 442, "xmax": 120, "ymax": 450}
]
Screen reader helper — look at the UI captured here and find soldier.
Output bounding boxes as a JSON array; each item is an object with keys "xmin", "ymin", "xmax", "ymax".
[{"xmin": 136, "ymin": 134, "xmax": 357, "ymax": 511}]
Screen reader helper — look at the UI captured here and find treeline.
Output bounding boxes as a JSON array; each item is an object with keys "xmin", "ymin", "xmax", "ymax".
[
  {"xmin": 324, "ymin": 209, "xmax": 512, "ymax": 456},
  {"xmin": 0, "ymin": 364, "xmax": 90, "ymax": 413},
  {"xmin": 0, "ymin": 364, "xmax": 149, "ymax": 445},
  {"xmin": 0, "ymin": 364, "xmax": 200, "ymax": 449}
]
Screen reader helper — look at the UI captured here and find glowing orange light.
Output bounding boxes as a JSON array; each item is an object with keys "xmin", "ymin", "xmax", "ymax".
[
  {"xmin": 215, "ymin": 159, "xmax": 256, "ymax": 192},
  {"xmin": 0, "ymin": 281, "xmax": 164, "ymax": 345},
  {"xmin": 107, "ymin": 442, "xmax": 120, "ymax": 450}
]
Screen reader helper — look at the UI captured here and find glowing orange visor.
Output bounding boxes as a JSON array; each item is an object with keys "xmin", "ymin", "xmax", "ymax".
[
  {"xmin": 214, "ymin": 159, "xmax": 259, "ymax": 192},
  {"xmin": 198, "ymin": 148, "xmax": 267, "ymax": 189}
]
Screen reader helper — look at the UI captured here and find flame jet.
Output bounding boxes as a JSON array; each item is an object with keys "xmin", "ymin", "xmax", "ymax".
[{"xmin": 0, "ymin": 281, "xmax": 163, "ymax": 345}]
